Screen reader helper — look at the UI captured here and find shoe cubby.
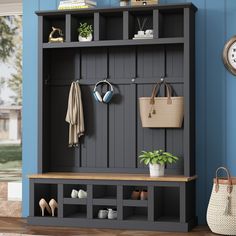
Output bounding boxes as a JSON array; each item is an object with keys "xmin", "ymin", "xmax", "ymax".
[
  {"xmin": 158, "ymin": 9, "xmax": 184, "ymax": 38},
  {"xmin": 93, "ymin": 185, "xmax": 117, "ymax": 200},
  {"xmin": 63, "ymin": 184, "xmax": 87, "ymax": 198},
  {"xmin": 64, "ymin": 204, "xmax": 87, "ymax": 218},
  {"xmin": 123, "ymin": 206, "xmax": 148, "ymax": 221},
  {"xmin": 34, "ymin": 183, "xmax": 58, "ymax": 217},
  {"xmin": 71, "ymin": 13, "xmax": 94, "ymax": 42},
  {"xmin": 99, "ymin": 12, "xmax": 123, "ymax": 40},
  {"xmin": 128, "ymin": 10, "xmax": 153, "ymax": 39},
  {"xmin": 154, "ymin": 187, "xmax": 180, "ymax": 222},
  {"xmin": 123, "ymin": 185, "xmax": 148, "ymax": 200},
  {"xmin": 93, "ymin": 205, "xmax": 117, "ymax": 220},
  {"xmin": 43, "ymin": 15, "xmax": 65, "ymax": 43}
]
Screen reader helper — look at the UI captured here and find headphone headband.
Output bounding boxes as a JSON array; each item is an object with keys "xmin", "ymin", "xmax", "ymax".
[{"xmin": 94, "ymin": 80, "xmax": 113, "ymax": 92}]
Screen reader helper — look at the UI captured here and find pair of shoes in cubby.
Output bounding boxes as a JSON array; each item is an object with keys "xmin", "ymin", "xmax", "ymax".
[
  {"xmin": 98, "ymin": 208, "xmax": 117, "ymax": 220},
  {"xmin": 131, "ymin": 189, "xmax": 148, "ymax": 200},
  {"xmin": 39, "ymin": 198, "xmax": 58, "ymax": 217},
  {"xmin": 71, "ymin": 189, "xmax": 87, "ymax": 199}
]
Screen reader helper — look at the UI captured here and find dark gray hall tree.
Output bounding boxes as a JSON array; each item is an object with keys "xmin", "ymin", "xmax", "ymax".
[{"xmin": 28, "ymin": 3, "xmax": 197, "ymax": 232}]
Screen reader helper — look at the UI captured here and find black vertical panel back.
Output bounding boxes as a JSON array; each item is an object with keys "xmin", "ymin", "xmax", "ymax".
[
  {"xmin": 50, "ymin": 86, "xmax": 77, "ymax": 171},
  {"xmin": 109, "ymin": 47, "xmax": 136, "ymax": 79},
  {"xmin": 81, "ymin": 48, "xmax": 107, "ymax": 79},
  {"xmin": 137, "ymin": 45, "xmax": 165, "ymax": 78}
]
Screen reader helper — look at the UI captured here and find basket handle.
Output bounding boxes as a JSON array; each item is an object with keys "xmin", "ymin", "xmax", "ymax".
[
  {"xmin": 150, "ymin": 81, "xmax": 172, "ymax": 105},
  {"xmin": 215, "ymin": 167, "xmax": 233, "ymax": 193}
]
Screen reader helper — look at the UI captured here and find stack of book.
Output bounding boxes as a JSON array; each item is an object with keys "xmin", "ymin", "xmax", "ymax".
[
  {"xmin": 131, "ymin": 0, "xmax": 158, "ymax": 6},
  {"xmin": 58, "ymin": 0, "xmax": 97, "ymax": 10}
]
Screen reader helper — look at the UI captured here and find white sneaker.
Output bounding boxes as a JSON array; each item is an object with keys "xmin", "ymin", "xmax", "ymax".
[
  {"xmin": 71, "ymin": 189, "xmax": 78, "ymax": 198},
  {"xmin": 108, "ymin": 208, "xmax": 117, "ymax": 220},
  {"xmin": 78, "ymin": 189, "xmax": 87, "ymax": 199}
]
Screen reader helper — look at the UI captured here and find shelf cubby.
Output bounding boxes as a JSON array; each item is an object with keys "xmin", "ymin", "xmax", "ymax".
[
  {"xmin": 43, "ymin": 15, "xmax": 65, "ymax": 43},
  {"xmin": 93, "ymin": 185, "xmax": 117, "ymax": 199},
  {"xmin": 71, "ymin": 13, "xmax": 94, "ymax": 42},
  {"xmin": 99, "ymin": 12, "xmax": 123, "ymax": 40},
  {"xmin": 123, "ymin": 185, "xmax": 147, "ymax": 200},
  {"xmin": 64, "ymin": 204, "xmax": 87, "ymax": 218},
  {"xmin": 63, "ymin": 184, "xmax": 87, "ymax": 198},
  {"xmin": 128, "ymin": 10, "xmax": 153, "ymax": 40},
  {"xmin": 158, "ymin": 9, "xmax": 184, "ymax": 38},
  {"xmin": 34, "ymin": 184, "xmax": 58, "ymax": 217},
  {"xmin": 93, "ymin": 205, "xmax": 117, "ymax": 220},
  {"xmin": 154, "ymin": 187, "xmax": 180, "ymax": 222},
  {"xmin": 123, "ymin": 206, "xmax": 148, "ymax": 221}
]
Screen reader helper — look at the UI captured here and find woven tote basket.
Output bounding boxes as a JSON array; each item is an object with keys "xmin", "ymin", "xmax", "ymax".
[
  {"xmin": 207, "ymin": 167, "xmax": 236, "ymax": 235},
  {"xmin": 139, "ymin": 81, "xmax": 184, "ymax": 128}
]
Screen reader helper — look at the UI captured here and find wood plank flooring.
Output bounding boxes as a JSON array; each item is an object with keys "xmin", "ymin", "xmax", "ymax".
[{"xmin": 0, "ymin": 218, "xmax": 214, "ymax": 236}]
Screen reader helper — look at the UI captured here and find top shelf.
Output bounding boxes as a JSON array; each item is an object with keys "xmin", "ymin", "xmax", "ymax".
[
  {"xmin": 35, "ymin": 3, "xmax": 197, "ymax": 16},
  {"xmin": 38, "ymin": 3, "xmax": 197, "ymax": 45}
]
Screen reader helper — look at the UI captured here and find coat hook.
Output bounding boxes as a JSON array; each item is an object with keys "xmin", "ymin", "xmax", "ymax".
[{"xmin": 160, "ymin": 77, "xmax": 164, "ymax": 82}]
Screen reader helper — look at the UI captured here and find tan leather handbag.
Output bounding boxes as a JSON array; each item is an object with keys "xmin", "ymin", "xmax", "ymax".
[
  {"xmin": 207, "ymin": 167, "xmax": 236, "ymax": 235},
  {"xmin": 139, "ymin": 81, "xmax": 184, "ymax": 128}
]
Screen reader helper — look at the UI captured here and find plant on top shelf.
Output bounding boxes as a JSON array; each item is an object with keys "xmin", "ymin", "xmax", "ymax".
[
  {"xmin": 139, "ymin": 150, "xmax": 179, "ymax": 177},
  {"xmin": 78, "ymin": 22, "xmax": 93, "ymax": 42}
]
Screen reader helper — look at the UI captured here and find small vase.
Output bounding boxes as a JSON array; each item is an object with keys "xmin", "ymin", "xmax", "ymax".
[
  {"xmin": 78, "ymin": 33, "xmax": 92, "ymax": 42},
  {"xmin": 149, "ymin": 163, "xmax": 165, "ymax": 177}
]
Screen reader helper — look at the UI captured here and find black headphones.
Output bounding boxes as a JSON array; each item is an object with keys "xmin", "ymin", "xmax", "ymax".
[{"xmin": 93, "ymin": 80, "xmax": 114, "ymax": 103}]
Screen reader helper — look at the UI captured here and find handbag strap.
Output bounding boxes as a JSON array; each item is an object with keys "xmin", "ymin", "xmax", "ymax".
[
  {"xmin": 215, "ymin": 167, "xmax": 233, "ymax": 193},
  {"xmin": 150, "ymin": 81, "xmax": 172, "ymax": 105}
]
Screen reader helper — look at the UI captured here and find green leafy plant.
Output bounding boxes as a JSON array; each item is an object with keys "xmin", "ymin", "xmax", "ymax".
[
  {"xmin": 78, "ymin": 23, "xmax": 93, "ymax": 38},
  {"xmin": 139, "ymin": 150, "xmax": 179, "ymax": 165}
]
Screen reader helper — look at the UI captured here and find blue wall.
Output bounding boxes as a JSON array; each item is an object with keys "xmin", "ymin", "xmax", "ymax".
[{"xmin": 22, "ymin": 0, "xmax": 236, "ymax": 224}]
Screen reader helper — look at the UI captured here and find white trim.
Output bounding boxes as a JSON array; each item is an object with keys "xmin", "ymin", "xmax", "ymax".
[{"xmin": 0, "ymin": 0, "xmax": 22, "ymax": 16}]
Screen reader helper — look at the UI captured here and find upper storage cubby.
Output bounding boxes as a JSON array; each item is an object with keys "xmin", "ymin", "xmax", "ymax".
[
  {"xmin": 158, "ymin": 9, "xmax": 184, "ymax": 38},
  {"xmin": 71, "ymin": 13, "xmax": 94, "ymax": 42},
  {"xmin": 43, "ymin": 15, "xmax": 65, "ymax": 43},
  {"xmin": 99, "ymin": 12, "xmax": 123, "ymax": 40},
  {"xmin": 128, "ymin": 10, "xmax": 153, "ymax": 40}
]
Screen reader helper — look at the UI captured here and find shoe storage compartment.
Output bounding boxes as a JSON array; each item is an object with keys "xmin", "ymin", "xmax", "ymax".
[
  {"xmin": 34, "ymin": 183, "xmax": 58, "ymax": 217},
  {"xmin": 93, "ymin": 185, "xmax": 117, "ymax": 200},
  {"xmin": 154, "ymin": 186, "xmax": 180, "ymax": 222},
  {"xmin": 123, "ymin": 206, "xmax": 148, "ymax": 221},
  {"xmin": 64, "ymin": 204, "xmax": 87, "ymax": 218},
  {"xmin": 93, "ymin": 205, "xmax": 117, "ymax": 220},
  {"xmin": 29, "ymin": 176, "xmax": 196, "ymax": 231}
]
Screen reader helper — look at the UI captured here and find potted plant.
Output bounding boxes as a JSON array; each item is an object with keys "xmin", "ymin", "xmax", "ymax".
[
  {"xmin": 139, "ymin": 150, "xmax": 179, "ymax": 177},
  {"xmin": 78, "ymin": 23, "xmax": 93, "ymax": 42}
]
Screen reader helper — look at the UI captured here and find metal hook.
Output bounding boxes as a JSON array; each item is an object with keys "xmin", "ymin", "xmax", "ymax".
[{"xmin": 160, "ymin": 77, "xmax": 164, "ymax": 83}]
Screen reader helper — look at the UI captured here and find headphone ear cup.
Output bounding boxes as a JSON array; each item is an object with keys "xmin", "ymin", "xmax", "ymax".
[
  {"xmin": 93, "ymin": 91, "xmax": 103, "ymax": 103},
  {"xmin": 103, "ymin": 91, "xmax": 113, "ymax": 103}
]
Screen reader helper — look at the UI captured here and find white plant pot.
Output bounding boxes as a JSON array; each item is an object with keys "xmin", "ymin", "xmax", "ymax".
[
  {"xmin": 149, "ymin": 163, "xmax": 165, "ymax": 177},
  {"xmin": 79, "ymin": 34, "xmax": 92, "ymax": 42}
]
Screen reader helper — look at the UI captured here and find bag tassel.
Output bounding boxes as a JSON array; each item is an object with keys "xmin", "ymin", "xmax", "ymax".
[{"xmin": 224, "ymin": 194, "xmax": 231, "ymax": 216}]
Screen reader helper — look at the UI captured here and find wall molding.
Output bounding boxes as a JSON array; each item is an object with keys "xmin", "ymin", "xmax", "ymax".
[{"xmin": 0, "ymin": 0, "xmax": 22, "ymax": 16}]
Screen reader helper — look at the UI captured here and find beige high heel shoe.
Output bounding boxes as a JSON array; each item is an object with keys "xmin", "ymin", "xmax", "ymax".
[
  {"xmin": 39, "ymin": 198, "xmax": 51, "ymax": 216},
  {"xmin": 49, "ymin": 199, "xmax": 58, "ymax": 217}
]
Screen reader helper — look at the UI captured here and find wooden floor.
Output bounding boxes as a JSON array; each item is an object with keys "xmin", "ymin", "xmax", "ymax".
[{"xmin": 0, "ymin": 218, "xmax": 214, "ymax": 236}]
